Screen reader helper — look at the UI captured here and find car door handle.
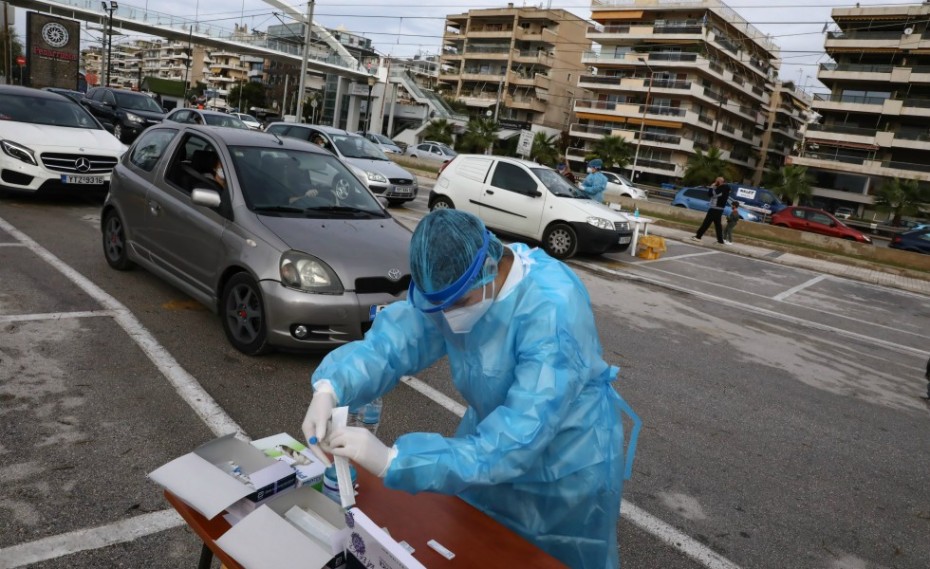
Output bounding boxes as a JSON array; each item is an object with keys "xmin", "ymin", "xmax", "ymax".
[
  {"xmin": 148, "ymin": 200, "xmax": 161, "ymax": 216},
  {"xmin": 486, "ymin": 190, "xmax": 495, "ymax": 195}
]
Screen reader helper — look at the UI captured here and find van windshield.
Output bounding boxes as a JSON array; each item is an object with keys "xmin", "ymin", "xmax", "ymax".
[{"xmin": 533, "ymin": 167, "xmax": 586, "ymax": 198}]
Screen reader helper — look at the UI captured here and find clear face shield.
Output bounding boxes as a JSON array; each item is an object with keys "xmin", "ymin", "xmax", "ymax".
[{"xmin": 408, "ymin": 230, "xmax": 499, "ymax": 340}]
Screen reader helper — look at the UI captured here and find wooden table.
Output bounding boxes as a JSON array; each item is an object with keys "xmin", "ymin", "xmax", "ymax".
[{"xmin": 165, "ymin": 467, "xmax": 566, "ymax": 568}]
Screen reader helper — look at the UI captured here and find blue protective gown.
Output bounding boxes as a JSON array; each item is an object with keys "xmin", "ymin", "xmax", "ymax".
[
  {"xmin": 313, "ymin": 244, "xmax": 640, "ymax": 569},
  {"xmin": 580, "ymin": 171, "xmax": 608, "ymax": 203}
]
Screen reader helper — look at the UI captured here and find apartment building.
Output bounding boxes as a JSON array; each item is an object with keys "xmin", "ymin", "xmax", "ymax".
[
  {"xmin": 790, "ymin": 3, "xmax": 930, "ymax": 216},
  {"xmin": 82, "ymin": 39, "xmax": 210, "ymax": 91},
  {"xmin": 572, "ymin": 0, "xmax": 783, "ymax": 185},
  {"xmin": 439, "ymin": 4, "xmax": 588, "ymax": 130},
  {"xmin": 754, "ymin": 81, "xmax": 812, "ymax": 185}
]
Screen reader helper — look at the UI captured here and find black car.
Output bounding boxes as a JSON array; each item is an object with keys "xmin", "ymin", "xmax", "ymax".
[
  {"xmin": 42, "ymin": 87, "xmax": 85, "ymax": 104},
  {"xmin": 889, "ymin": 227, "xmax": 930, "ymax": 254},
  {"xmin": 82, "ymin": 87, "xmax": 165, "ymax": 143}
]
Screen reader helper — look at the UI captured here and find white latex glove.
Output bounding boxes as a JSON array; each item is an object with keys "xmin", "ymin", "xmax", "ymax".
[
  {"xmin": 328, "ymin": 427, "xmax": 395, "ymax": 478},
  {"xmin": 301, "ymin": 384, "xmax": 336, "ymax": 467}
]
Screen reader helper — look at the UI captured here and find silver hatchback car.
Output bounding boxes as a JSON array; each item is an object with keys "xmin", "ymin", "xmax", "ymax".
[{"xmin": 101, "ymin": 125, "xmax": 412, "ymax": 355}]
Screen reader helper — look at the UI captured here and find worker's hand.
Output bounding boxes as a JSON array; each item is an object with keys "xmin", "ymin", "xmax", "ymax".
[
  {"xmin": 301, "ymin": 386, "xmax": 336, "ymax": 467},
  {"xmin": 328, "ymin": 427, "xmax": 394, "ymax": 478}
]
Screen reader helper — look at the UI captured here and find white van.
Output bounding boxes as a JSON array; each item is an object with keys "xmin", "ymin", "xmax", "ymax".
[{"xmin": 429, "ymin": 155, "xmax": 634, "ymax": 259}]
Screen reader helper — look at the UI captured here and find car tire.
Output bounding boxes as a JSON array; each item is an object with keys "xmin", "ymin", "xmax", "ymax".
[
  {"xmin": 333, "ymin": 175, "xmax": 351, "ymax": 200},
  {"xmin": 221, "ymin": 272, "xmax": 272, "ymax": 356},
  {"xmin": 430, "ymin": 196, "xmax": 454, "ymax": 210},
  {"xmin": 102, "ymin": 209, "xmax": 135, "ymax": 271},
  {"xmin": 113, "ymin": 123, "xmax": 126, "ymax": 143},
  {"xmin": 543, "ymin": 223, "xmax": 578, "ymax": 260}
]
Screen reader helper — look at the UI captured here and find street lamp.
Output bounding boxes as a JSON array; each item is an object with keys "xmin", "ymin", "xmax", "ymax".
[
  {"xmin": 630, "ymin": 56, "xmax": 653, "ymax": 182},
  {"xmin": 365, "ymin": 74, "xmax": 376, "ymax": 133},
  {"xmin": 102, "ymin": 1, "xmax": 118, "ymax": 87}
]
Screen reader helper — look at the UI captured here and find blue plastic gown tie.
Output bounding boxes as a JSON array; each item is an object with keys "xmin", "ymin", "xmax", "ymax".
[{"xmin": 615, "ymin": 394, "xmax": 641, "ymax": 480}]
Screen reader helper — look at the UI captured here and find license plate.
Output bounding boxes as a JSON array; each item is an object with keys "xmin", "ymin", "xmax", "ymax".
[
  {"xmin": 392, "ymin": 186, "xmax": 412, "ymax": 195},
  {"xmin": 369, "ymin": 304, "xmax": 388, "ymax": 321},
  {"xmin": 61, "ymin": 175, "xmax": 105, "ymax": 185},
  {"xmin": 618, "ymin": 236, "xmax": 631, "ymax": 244}
]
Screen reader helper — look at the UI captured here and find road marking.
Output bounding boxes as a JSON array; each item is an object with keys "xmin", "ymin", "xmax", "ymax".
[
  {"xmin": 572, "ymin": 259, "xmax": 930, "ymax": 359},
  {"xmin": 0, "ymin": 242, "xmax": 26, "ymax": 247},
  {"xmin": 0, "ymin": 510, "xmax": 184, "ymax": 569},
  {"xmin": 400, "ymin": 375, "xmax": 745, "ymax": 569},
  {"xmin": 627, "ymin": 251, "xmax": 718, "ymax": 264},
  {"xmin": 772, "ymin": 275, "xmax": 827, "ymax": 302},
  {"xmin": 0, "ymin": 215, "xmax": 247, "ymax": 440},
  {"xmin": 0, "ymin": 310, "xmax": 115, "ymax": 324}
]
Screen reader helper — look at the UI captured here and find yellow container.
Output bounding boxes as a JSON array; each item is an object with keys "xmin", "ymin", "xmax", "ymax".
[{"xmin": 637, "ymin": 235, "xmax": 667, "ymax": 260}]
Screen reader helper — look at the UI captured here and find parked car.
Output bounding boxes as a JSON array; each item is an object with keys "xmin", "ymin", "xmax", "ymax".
[
  {"xmin": 405, "ymin": 141, "xmax": 457, "ymax": 164},
  {"xmin": 165, "ymin": 108, "xmax": 250, "ymax": 129},
  {"xmin": 0, "ymin": 85, "xmax": 125, "ymax": 194},
  {"xmin": 230, "ymin": 112, "xmax": 263, "ymax": 130},
  {"xmin": 101, "ymin": 125, "xmax": 412, "ymax": 355},
  {"xmin": 728, "ymin": 185, "xmax": 786, "ymax": 217},
  {"xmin": 265, "ymin": 123, "xmax": 418, "ymax": 206},
  {"xmin": 889, "ymin": 227, "xmax": 930, "ymax": 254},
  {"xmin": 770, "ymin": 206, "xmax": 872, "ymax": 243},
  {"xmin": 833, "ymin": 206, "xmax": 855, "ymax": 220},
  {"xmin": 358, "ymin": 132, "xmax": 403, "ymax": 154},
  {"xmin": 599, "ymin": 171, "xmax": 648, "ymax": 201},
  {"xmin": 429, "ymin": 155, "xmax": 633, "ymax": 260},
  {"xmin": 82, "ymin": 86, "xmax": 165, "ymax": 143},
  {"xmin": 42, "ymin": 87, "xmax": 85, "ymax": 103},
  {"xmin": 671, "ymin": 187, "xmax": 761, "ymax": 221}
]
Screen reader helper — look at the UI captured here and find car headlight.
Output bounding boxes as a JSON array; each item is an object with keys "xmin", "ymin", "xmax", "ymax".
[
  {"xmin": 367, "ymin": 171, "xmax": 388, "ymax": 184},
  {"xmin": 279, "ymin": 251, "xmax": 344, "ymax": 294},
  {"xmin": 125, "ymin": 112, "xmax": 145, "ymax": 124},
  {"xmin": 586, "ymin": 217, "xmax": 613, "ymax": 231},
  {"xmin": 1, "ymin": 140, "xmax": 37, "ymax": 166}
]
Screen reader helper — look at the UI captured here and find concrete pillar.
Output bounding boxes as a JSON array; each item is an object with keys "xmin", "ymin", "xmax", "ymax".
[{"xmin": 332, "ymin": 76, "xmax": 345, "ymax": 128}]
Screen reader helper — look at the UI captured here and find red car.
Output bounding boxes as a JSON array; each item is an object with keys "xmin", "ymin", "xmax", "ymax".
[{"xmin": 770, "ymin": 206, "xmax": 872, "ymax": 243}]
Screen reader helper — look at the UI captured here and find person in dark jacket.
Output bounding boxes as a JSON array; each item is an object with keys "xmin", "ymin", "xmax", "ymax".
[{"xmin": 690, "ymin": 177, "xmax": 731, "ymax": 245}]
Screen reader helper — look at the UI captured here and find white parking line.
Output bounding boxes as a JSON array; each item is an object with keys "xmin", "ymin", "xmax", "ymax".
[
  {"xmin": 772, "ymin": 275, "xmax": 827, "ymax": 302},
  {"xmin": 0, "ymin": 510, "xmax": 183, "ymax": 569},
  {"xmin": 0, "ymin": 310, "xmax": 115, "ymax": 324},
  {"xmin": 0, "ymin": 242, "xmax": 25, "ymax": 246},
  {"xmin": 626, "ymin": 251, "xmax": 719, "ymax": 264},
  {"xmin": 400, "ymin": 375, "xmax": 745, "ymax": 569}
]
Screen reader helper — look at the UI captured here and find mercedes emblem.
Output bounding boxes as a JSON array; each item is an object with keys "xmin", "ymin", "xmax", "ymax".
[{"xmin": 74, "ymin": 157, "xmax": 91, "ymax": 172}]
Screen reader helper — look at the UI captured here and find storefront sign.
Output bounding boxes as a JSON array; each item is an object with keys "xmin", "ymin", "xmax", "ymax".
[{"xmin": 26, "ymin": 13, "xmax": 81, "ymax": 89}]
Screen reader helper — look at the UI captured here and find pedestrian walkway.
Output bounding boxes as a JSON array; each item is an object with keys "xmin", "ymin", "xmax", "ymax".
[{"xmin": 648, "ymin": 224, "xmax": 930, "ymax": 296}]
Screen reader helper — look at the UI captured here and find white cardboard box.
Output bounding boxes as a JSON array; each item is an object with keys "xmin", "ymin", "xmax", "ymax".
[
  {"xmin": 345, "ymin": 508, "xmax": 427, "ymax": 569},
  {"xmin": 250, "ymin": 433, "xmax": 327, "ymax": 489},
  {"xmin": 148, "ymin": 434, "xmax": 297, "ymax": 520}
]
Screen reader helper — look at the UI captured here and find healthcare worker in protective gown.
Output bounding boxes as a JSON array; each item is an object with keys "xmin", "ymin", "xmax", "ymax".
[
  {"xmin": 580, "ymin": 158, "xmax": 608, "ymax": 203},
  {"xmin": 303, "ymin": 209, "xmax": 640, "ymax": 569}
]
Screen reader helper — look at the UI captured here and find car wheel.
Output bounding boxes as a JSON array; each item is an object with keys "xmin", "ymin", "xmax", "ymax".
[
  {"xmin": 102, "ymin": 209, "xmax": 135, "ymax": 270},
  {"xmin": 113, "ymin": 123, "xmax": 126, "ymax": 143},
  {"xmin": 543, "ymin": 223, "xmax": 578, "ymax": 260},
  {"xmin": 333, "ymin": 175, "xmax": 351, "ymax": 200},
  {"xmin": 430, "ymin": 196, "xmax": 454, "ymax": 210},
  {"xmin": 221, "ymin": 273, "xmax": 272, "ymax": 356}
]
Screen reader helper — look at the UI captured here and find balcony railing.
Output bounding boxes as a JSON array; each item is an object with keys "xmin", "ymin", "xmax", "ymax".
[
  {"xmin": 721, "ymin": 124, "xmax": 736, "ymax": 134},
  {"xmin": 575, "ymin": 99, "xmax": 619, "ymax": 111},
  {"xmin": 697, "ymin": 114, "xmax": 713, "ymax": 125},
  {"xmin": 648, "ymin": 52, "xmax": 698, "ymax": 62},
  {"xmin": 827, "ymin": 30, "xmax": 904, "ymax": 40},
  {"xmin": 570, "ymin": 123, "xmax": 615, "ymax": 136},
  {"xmin": 902, "ymin": 97, "xmax": 930, "ymax": 109},
  {"xmin": 715, "ymin": 35, "xmax": 740, "ymax": 54},
  {"xmin": 648, "ymin": 79, "xmax": 692, "ymax": 90},
  {"xmin": 894, "ymin": 131, "xmax": 930, "ymax": 142},
  {"xmin": 654, "ymin": 24, "xmax": 702, "ymax": 35},
  {"xmin": 465, "ymin": 46, "xmax": 511, "ymax": 55},
  {"xmin": 637, "ymin": 158, "xmax": 677, "ymax": 171},
  {"xmin": 819, "ymin": 62, "xmax": 894, "ymax": 73},
  {"xmin": 807, "ymin": 123, "xmax": 877, "ymax": 137},
  {"xmin": 814, "ymin": 93, "xmax": 888, "ymax": 105},
  {"xmin": 882, "ymin": 159, "xmax": 930, "ymax": 173},
  {"xmin": 641, "ymin": 105, "xmax": 687, "ymax": 117},
  {"xmin": 579, "ymin": 74, "xmax": 625, "ymax": 85},
  {"xmin": 801, "ymin": 150, "xmax": 868, "ymax": 164},
  {"xmin": 641, "ymin": 132, "xmax": 682, "ymax": 144},
  {"xmin": 588, "ymin": 24, "xmax": 630, "ymax": 34}
]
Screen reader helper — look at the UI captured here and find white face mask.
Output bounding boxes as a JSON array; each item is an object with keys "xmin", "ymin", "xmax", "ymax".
[
  {"xmin": 587, "ymin": 167, "xmax": 594, "ymax": 174},
  {"xmin": 444, "ymin": 296, "xmax": 493, "ymax": 334}
]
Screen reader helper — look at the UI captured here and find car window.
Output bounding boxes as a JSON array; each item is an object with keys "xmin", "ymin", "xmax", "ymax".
[
  {"xmin": 373, "ymin": 134, "xmax": 392, "ymax": 145},
  {"xmin": 416, "ymin": 144, "xmax": 430, "ymax": 151},
  {"xmin": 129, "ymin": 128, "xmax": 177, "ymax": 172},
  {"xmin": 533, "ymin": 167, "xmax": 579, "ymax": 198},
  {"xmin": 266, "ymin": 124, "xmax": 290, "ymax": 135},
  {"xmin": 440, "ymin": 147, "xmax": 456, "ymax": 156},
  {"xmin": 603, "ymin": 172, "xmax": 619, "ymax": 184},
  {"xmin": 331, "ymin": 134, "xmax": 387, "ymax": 160},
  {"xmin": 490, "ymin": 162, "xmax": 537, "ymax": 195},
  {"xmin": 102, "ymin": 90, "xmax": 116, "ymax": 105},
  {"xmin": 227, "ymin": 145, "xmax": 387, "ymax": 218},
  {"xmin": 790, "ymin": 209, "xmax": 806, "ymax": 219},
  {"xmin": 204, "ymin": 114, "xmax": 248, "ymax": 129},
  {"xmin": 0, "ymin": 93, "xmax": 102, "ymax": 129},
  {"xmin": 809, "ymin": 212, "xmax": 832, "ymax": 225},
  {"xmin": 164, "ymin": 134, "xmax": 224, "ymax": 195},
  {"xmin": 114, "ymin": 91, "xmax": 163, "ymax": 112},
  {"xmin": 284, "ymin": 126, "xmax": 314, "ymax": 142},
  {"xmin": 169, "ymin": 110, "xmax": 190, "ymax": 123},
  {"xmin": 86, "ymin": 88, "xmax": 100, "ymax": 101},
  {"xmin": 683, "ymin": 188, "xmax": 708, "ymax": 199}
]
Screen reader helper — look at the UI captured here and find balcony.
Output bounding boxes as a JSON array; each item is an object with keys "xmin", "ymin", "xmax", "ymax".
[
  {"xmin": 505, "ymin": 94, "xmax": 546, "ymax": 113},
  {"xmin": 648, "ymin": 78, "xmax": 692, "ymax": 90},
  {"xmin": 807, "ymin": 123, "xmax": 877, "ymax": 138},
  {"xmin": 513, "ymin": 50, "xmax": 552, "ymax": 65},
  {"xmin": 825, "ymin": 30, "xmax": 907, "ymax": 50},
  {"xmin": 463, "ymin": 46, "xmax": 512, "ymax": 60},
  {"xmin": 510, "ymin": 73, "xmax": 550, "ymax": 90},
  {"xmin": 516, "ymin": 27, "xmax": 558, "ymax": 44},
  {"xmin": 466, "ymin": 26, "xmax": 513, "ymax": 39},
  {"xmin": 653, "ymin": 23, "xmax": 703, "ymax": 35},
  {"xmin": 578, "ymin": 74, "xmax": 625, "ymax": 88},
  {"xmin": 569, "ymin": 122, "xmax": 614, "ymax": 138},
  {"xmin": 461, "ymin": 71, "xmax": 507, "ymax": 82}
]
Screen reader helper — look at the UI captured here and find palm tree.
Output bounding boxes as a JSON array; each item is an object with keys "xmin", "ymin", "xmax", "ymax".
[
  {"xmin": 682, "ymin": 147, "xmax": 737, "ymax": 186},
  {"xmin": 586, "ymin": 135, "xmax": 632, "ymax": 171},
  {"xmin": 768, "ymin": 165, "xmax": 813, "ymax": 206},
  {"xmin": 421, "ymin": 119, "xmax": 454, "ymax": 145},
  {"xmin": 873, "ymin": 178, "xmax": 930, "ymax": 226},
  {"xmin": 530, "ymin": 132, "xmax": 559, "ymax": 165},
  {"xmin": 461, "ymin": 117, "xmax": 498, "ymax": 154}
]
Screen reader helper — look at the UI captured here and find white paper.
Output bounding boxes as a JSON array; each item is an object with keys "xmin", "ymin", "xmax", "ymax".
[
  {"xmin": 216, "ymin": 505, "xmax": 334, "ymax": 569},
  {"xmin": 249, "ymin": 460, "xmax": 295, "ymax": 490},
  {"xmin": 148, "ymin": 453, "xmax": 252, "ymax": 520}
]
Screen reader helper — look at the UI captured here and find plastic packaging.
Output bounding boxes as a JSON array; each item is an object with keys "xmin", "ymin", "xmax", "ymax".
[
  {"xmin": 359, "ymin": 397, "xmax": 383, "ymax": 436},
  {"xmin": 633, "ymin": 206, "xmax": 640, "ymax": 218},
  {"xmin": 322, "ymin": 464, "xmax": 358, "ymax": 506}
]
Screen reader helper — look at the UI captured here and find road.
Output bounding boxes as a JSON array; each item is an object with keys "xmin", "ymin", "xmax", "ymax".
[{"xmin": 0, "ymin": 186, "xmax": 928, "ymax": 569}]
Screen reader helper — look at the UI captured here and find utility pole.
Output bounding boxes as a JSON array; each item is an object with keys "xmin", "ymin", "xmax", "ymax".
[
  {"xmin": 281, "ymin": 74, "xmax": 289, "ymax": 118},
  {"xmin": 631, "ymin": 57, "xmax": 654, "ymax": 181},
  {"xmin": 295, "ymin": 0, "xmax": 315, "ymax": 123},
  {"xmin": 182, "ymin": 26, "xmax": 192, "ymax": 106},
  {"xmin": 102, "ymin": 2, "xmax": 117, "ymax": 87}
]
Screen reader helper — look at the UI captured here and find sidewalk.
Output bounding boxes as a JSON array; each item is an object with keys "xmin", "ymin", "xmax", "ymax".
[{"xmin": 646, "ymin": 224, "xmax": 930, "ymax": 296}]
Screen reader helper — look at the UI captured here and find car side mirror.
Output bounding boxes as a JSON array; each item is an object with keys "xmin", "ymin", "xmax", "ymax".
[{"xmin": 191, "ymin": 188, "xmax": 222, "ymax": 208}]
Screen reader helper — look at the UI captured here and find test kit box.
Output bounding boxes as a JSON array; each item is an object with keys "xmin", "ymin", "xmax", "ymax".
[
  {"xmin": 250, "ymin": 433, "xmax": 326, "ymax": 489},
  {"xmin": 148, "ymin": 434, "xmax": 296, "ymax": 520},
  {"xmin": 344, "ymin": 508, "xmax": 426, "ymax": 569}
]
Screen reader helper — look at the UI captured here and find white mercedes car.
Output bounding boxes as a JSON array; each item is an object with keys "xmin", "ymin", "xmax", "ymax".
[{"xmin": 0, "ymin": 85, "xmax": 126, "ymax": 194}]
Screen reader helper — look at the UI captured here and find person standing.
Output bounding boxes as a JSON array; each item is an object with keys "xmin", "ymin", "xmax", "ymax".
[
  {"xmin": 690, "ymin": 177, "xmax": 731, "ymax": 245},
  {"xmin": 723, "ymin": 204, "xmax": 740, "ymax": 244},
  {"xmin": 580, "ymin": 158, "xmax": 608, "ymax": 203}
]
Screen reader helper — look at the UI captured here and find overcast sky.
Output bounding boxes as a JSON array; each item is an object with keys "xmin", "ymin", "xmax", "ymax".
[{"xmin": 18, "ymin": 0, "xmax": 921, "ymax": 93}]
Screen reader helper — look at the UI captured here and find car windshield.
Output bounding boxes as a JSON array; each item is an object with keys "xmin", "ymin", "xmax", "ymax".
[
  {"xmin": 533, "ymin": 167, "xmax": 585, "ymax": 198},
  {"xmin": 114, "ymin": 91, "xmax": 164, "ymax": 113},
  {"xmin": 372, "ymin": 133, "xmax": 394, "ymax": 145},
  {"xmin": 204, "ymin": 114, "xmax": 249, "ymax": 129},
  {"xmin": 0, "ymin": 93, "xmax": 102, "ymax": 129},
  {"xmin": 239, "ymin": 114, "xmax": 260, "ymax": 123},
  {"xmin": 228, "ymin": 146, "xmax": 387, "ymax": 218},
  {"xmin": 331, "ymin": 134, "xmax": 388, "ymax": 160},
  {"xmin": 616, "ymin": 173, "xmax": 635, "ymax": 186}
]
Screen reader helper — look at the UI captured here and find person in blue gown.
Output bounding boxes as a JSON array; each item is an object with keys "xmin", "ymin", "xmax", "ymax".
[
  {"xmin": 303, "ymin": 209, "xmax": 640, "ymax": 568},
  {"xmin": 580, "ymin": 158, "xmax": 608, "ymax": 203}
]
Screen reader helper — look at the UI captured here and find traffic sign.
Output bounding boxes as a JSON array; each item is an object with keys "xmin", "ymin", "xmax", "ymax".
[
  {"xmin": 516, "ymin": 129, "xmax": 534, "ymax": 158},
  {"xmin": 16, "ymin": 56, "xmax": 25, "ymax": 66}
]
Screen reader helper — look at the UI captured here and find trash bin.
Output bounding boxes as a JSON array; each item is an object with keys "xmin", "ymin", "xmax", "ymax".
[{"xmin": 637, "ymin": 235, "xmax": 667, "ymax": 260}]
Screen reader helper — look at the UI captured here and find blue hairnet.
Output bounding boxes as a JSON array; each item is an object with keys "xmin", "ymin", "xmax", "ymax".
[
  {"xmin": 410, "ymin": 209, "xmax": 503, "ymax": 295},
  {"xmin": 588, "ymin": 158, "xmax": 603, "ymax": 169}
]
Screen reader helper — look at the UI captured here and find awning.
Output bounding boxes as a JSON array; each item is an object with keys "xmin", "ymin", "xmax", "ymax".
[
  {"xmin": 592, "ymin": 10, "xmax": 643, "ymax": 22},
  {"xmin": 575, "ymin": 112, "xmax": 627, "ymax": 123},
  {"xmin": 626, "ymin": 117, "xmax": 683, "ymax": 129},
  {"xmin": 496, "ymin": 130, "xmax": 521, "ymax": 140},
  {"xmin": 461, "ymin": 99, "xmax": 497, "ymax": 108}
]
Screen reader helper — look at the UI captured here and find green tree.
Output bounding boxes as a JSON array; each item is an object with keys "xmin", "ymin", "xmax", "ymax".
[
  {"xmin": 585, "ymin": 135, "xmax": 632, "ymax": 171},
  {"xmin": 421, "ymin": 119, "xmax": 454, "ymax": 145},
  {"xmin": 227, "ymin": 81, "xmax": 266, "ymax": 112},
  {"xmin": 530, "ymin": 132, "xmax": 559, "ymax": 165},
  {"xmin": 873, "ymin": 178, "xmax": 930, "ymax": 226},
  {"xmin": 768, "ymin": 165, "xmax": 813, "ymax": 206},
  {"xmin": 682, "ymin": 147, "xmax": 737, "ymax": 186},
  {"xmin": 460, "ymin": 117, "xmax": 498, "ymax": 153}
]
